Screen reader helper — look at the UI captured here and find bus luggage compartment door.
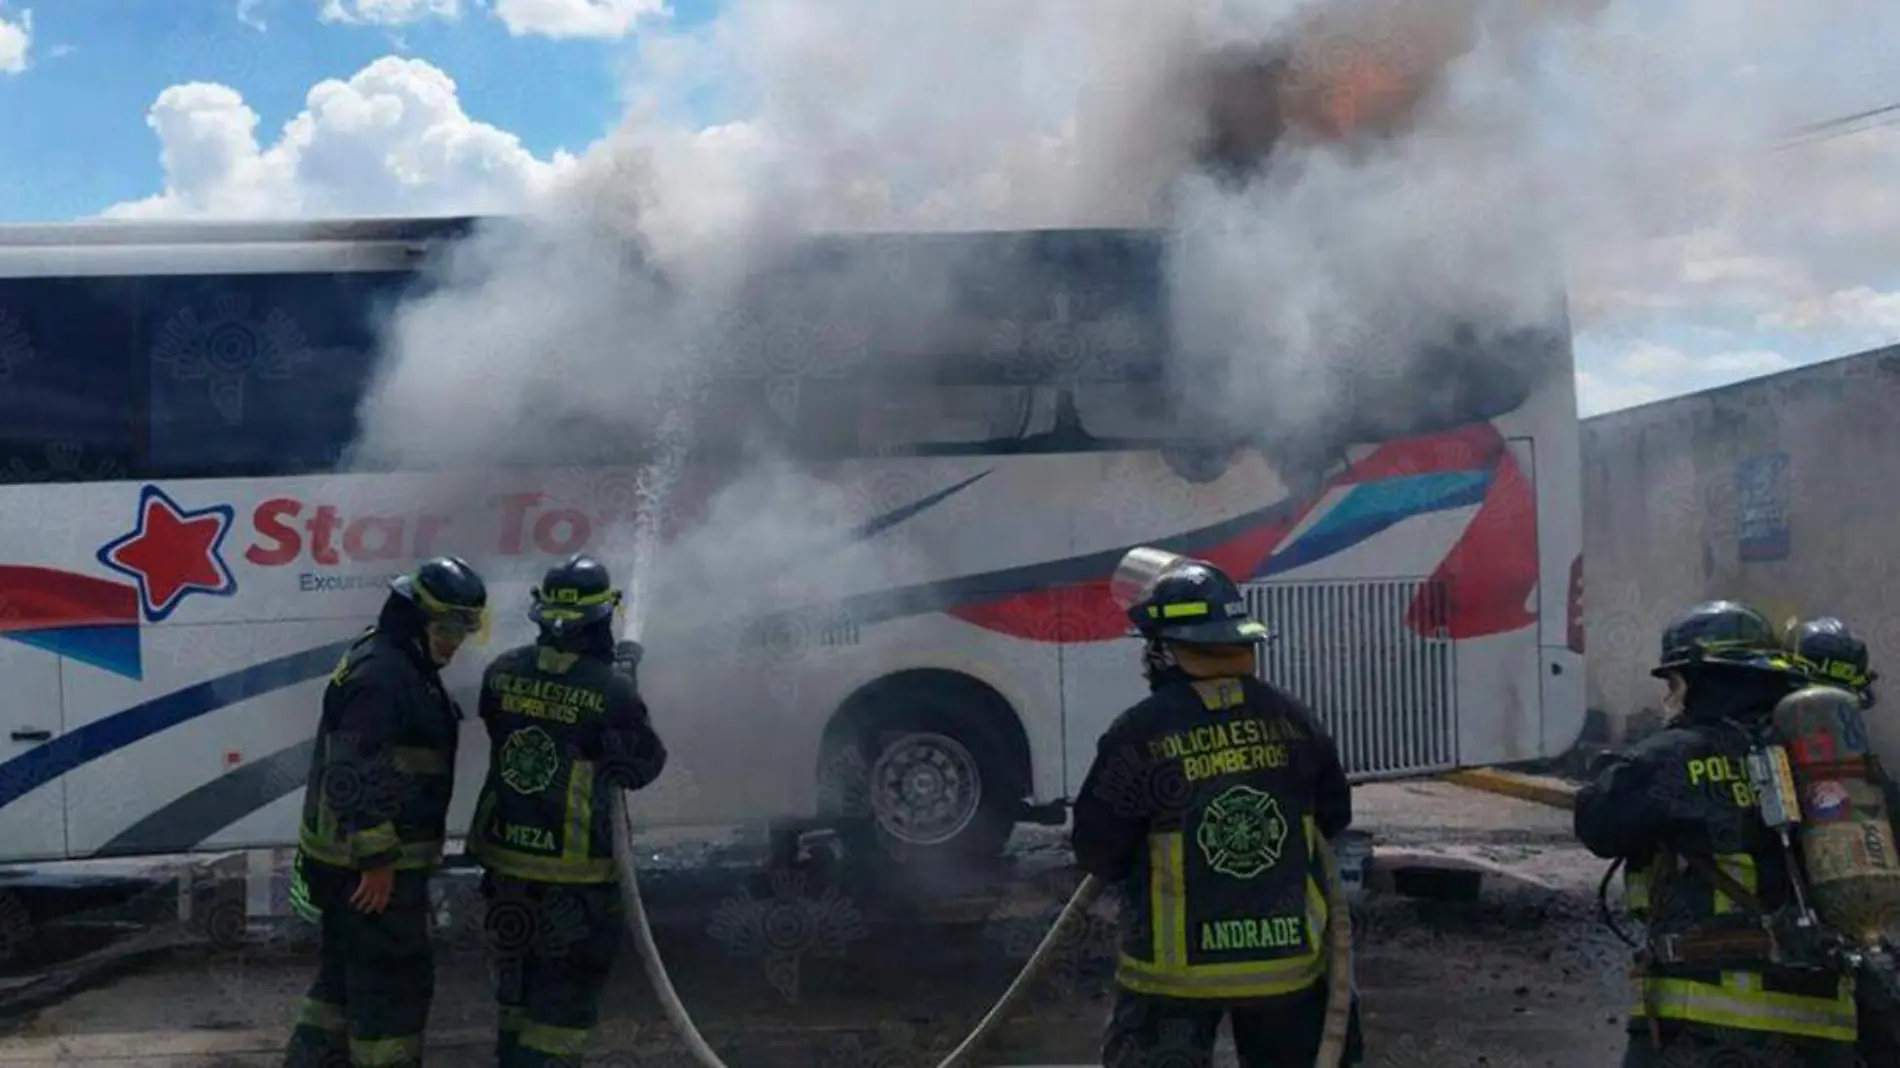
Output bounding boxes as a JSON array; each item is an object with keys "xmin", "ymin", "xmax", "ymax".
[
  {"xmin": 1247, "ymin": 577, "xmax": 1457, "ymax": 780},
  {"xmin": 0, "ymin": 642, "xmax": 68, "ymax": 861}
]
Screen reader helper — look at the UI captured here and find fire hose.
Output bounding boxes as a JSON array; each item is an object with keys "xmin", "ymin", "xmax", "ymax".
[{"xmin": 610, "ymin": 793, "xmax": 1355, "ymax": 1068}]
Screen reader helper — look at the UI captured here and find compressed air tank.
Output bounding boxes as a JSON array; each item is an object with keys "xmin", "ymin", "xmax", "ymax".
[{"xmin": 1772, "ymin": 684, "xmax": 1900, "ymax": 944}]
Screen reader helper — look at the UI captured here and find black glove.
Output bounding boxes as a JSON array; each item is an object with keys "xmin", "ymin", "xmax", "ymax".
[{"xmin": 614, "ymin": 640, "xmax": 644, "ymax": 675}]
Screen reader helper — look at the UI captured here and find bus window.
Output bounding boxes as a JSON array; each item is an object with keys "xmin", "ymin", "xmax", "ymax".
[
  {"xmin": 700, "ymin": 378, "xmax": 1044, "ymax": 460},
  {"xmin": 141, "ymin": 270, "xmax": 415, "ymax": 480},
  {"xmin": 0, "ymin": 277, "xmax": 140, "ymax": 484}
]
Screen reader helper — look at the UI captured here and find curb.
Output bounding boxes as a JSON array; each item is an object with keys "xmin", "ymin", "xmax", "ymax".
[{"xmin": 1441, "ymin": 768, "xmax": 1579, "ymax": 810}]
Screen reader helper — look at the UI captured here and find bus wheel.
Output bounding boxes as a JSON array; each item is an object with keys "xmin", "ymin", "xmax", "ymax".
[
  {"xmin": 868, "ymin": 730, "xmax": 984, "ymax": 849},
  {"xmin": 822, "ymin": 681, "xmax": 1025, "ymax": 893}
]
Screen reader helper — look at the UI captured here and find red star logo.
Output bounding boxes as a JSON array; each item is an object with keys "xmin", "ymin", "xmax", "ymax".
[{"xmin": 96, "ymin": 485, "xmax": 237, "ymax": 623}]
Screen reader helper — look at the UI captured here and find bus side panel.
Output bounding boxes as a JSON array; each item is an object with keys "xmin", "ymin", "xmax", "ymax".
[
  {"xmin": 1058, "ymin": 449, "xmax": 1294, "ymax": 794},
  {"xmin": 1529, "ymin": 364, "xmax": 1587, "ymax": 756},
  {"xmin": 60, "ymin": 620, "xmax": 353, "ymax": 857},
  {"xmin": 0, "ymin": 644, "xmax": 67, "ymax": 861}
]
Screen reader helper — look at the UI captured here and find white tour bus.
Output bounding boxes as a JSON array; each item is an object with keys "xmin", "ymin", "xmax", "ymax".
[{"xmin": 0, "ymin": 217, "xmax": 1585, "ymax": 880}]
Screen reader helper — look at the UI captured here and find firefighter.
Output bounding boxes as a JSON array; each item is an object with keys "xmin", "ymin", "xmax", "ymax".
[
  {"xmin": 469, "ymin": 553, "xmax": 667, "ymax": 1068},
  {"xmin": 1072, "ymin": 558, "xmax": 1362, "ymax": 1068},
  {"xmin": 283, "ymin": 556, "xmax": 490, "ymax": 1068},
  {"xmin": 1788, "ymin": 616, "xmax": 1899, "ymax": 1068},
  {"xmin": 1575, "ymin": 600, "xmax": 1859, "ymax": 1068},
  {"xmin": 1787, "ymin": 616, "xmax": 1879, "ymax": 711}
]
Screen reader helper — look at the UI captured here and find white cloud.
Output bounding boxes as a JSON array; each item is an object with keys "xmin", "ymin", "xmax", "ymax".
[
  {"xmin": 1575, "ymin": 369, "xmax": 1666, "ymax": 418},
  {"xmin": 318, "ymin": 0, "xmax": 461, "ymax": 27},
  {"xmin": 492, "ymin": 0, "xmax": 665, "ymax": 39},
  {"xmin": 1758, "ymin": 286, "xmax": 1900, "ymax": 336},
  {"xmin": 1576, "ymin": 339, "xmax": 1796, "ymax": 416},
  {"xmin": 1700, "ymin": 349, "xmax": 1793, "ymax": 376},
  {"xmin": 1609, "ymin": 340, "xmax": 1695, "ymax": 377},
  {"xmin": 105, "ymin": 56, "xmax": 576, "ymax": 220},
  {"xmin": 0, "ymin": 8, "xmax": 31, "ymax": 74},
  {"xmin": 237, "ymin": 0, "xmax": 267, "ymax": 31}
]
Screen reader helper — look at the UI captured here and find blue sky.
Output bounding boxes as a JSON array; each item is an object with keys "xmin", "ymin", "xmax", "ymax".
[
  {"xmin": 0, "ymin": 0, "xmax": 714, "ymax": 221},
  {"xmin": 2, "ymin": 0, "xmax": 1898, "ymax": 417}
]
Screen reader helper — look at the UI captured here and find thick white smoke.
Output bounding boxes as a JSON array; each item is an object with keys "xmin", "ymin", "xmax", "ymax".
[{"xmin": 344, "ymin": 0, "xmax": 1887, "ymax": 636}]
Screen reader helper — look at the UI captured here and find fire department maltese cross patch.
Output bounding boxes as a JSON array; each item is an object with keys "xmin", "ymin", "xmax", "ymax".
[
  {"xmin": 1197, "ymin": 784, "xmax": 1290, "ymax": 879},
  {"xmin": 499, "ymin": 726, "xmax": 560, "ymax": 795}
]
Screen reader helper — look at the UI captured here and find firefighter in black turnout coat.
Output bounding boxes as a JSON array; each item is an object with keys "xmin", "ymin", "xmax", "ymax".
[
  {"xmin": 470, "ymin": 553, "xmax": 667, "ymax": 1068},
  {"xmin": 284, "ymin": 556, "xmax": 490, "ymax": 1068},
  {"xmin": 1072, "ymin": 558, "xmax": 1362, "ymax": 1068},
  {"xmin": 1575, "ymin": 600, "xmax": 1859, "ymax": 1068},
  {"xmin": 1788, "ymin": 616, "xmax": 1900, "ymax": 1068}
]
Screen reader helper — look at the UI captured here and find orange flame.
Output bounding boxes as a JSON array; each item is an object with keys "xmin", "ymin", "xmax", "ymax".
[{"xmin": 1305, "ymin": 53, "xmax": 1422, "ymax": 140}]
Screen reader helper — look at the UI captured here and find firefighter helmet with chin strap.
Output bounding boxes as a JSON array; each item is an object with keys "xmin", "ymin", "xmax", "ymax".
[
  {"xmin": 1789, "ymin": 616, "xmax": 1878, "ymax": 701},
  {"xmin": 390, "ymin": 556, "xmax": 488, "ymax": 637},
  {"xmin": 1651, "ymin": 599, "xmax": 1794, "ymax": 680},
  {"xmin": 1127, "ymin": 559, "xmax": 1272, "ymax": 646},
  {"xmin": 530, "ymin": 553, "xmax": 622, "ymax": 638}
]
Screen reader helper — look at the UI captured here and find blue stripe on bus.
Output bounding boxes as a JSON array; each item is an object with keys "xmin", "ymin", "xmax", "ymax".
[
  {"xmin": 1259, "ymin": 471, "xmax": 1493, "ymax": 578},
  {"xmin": 0, "ymin": 640, "xmax": 352, "ymax": 811},
  {"xmin": 0, "ymin": 468, "xmax": 999, "ymax": 820},
  {"xmin": 98, "ymin": 737, "xmax": 315, "ymax": 857},
  {"xmin": 0, "ymin": 460, "xmax": 1493, "ymax": 844}
]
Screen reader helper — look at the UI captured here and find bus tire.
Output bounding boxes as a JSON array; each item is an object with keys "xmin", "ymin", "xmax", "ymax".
[{"xmin": 820, "ymin": 673, "xmax": 1027, "ymax": 891}]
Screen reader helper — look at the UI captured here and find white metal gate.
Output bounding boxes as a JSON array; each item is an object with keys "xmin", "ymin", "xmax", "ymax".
[{"xmin": 1247, "ymin": 578, "xmax": 1457, "ymax": 779}]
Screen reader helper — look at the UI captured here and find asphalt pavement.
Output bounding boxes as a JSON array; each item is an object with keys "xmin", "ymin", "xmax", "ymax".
[{"xmin": 0, "ymin": 781, "xmax": 1632, "ymax": 1068}]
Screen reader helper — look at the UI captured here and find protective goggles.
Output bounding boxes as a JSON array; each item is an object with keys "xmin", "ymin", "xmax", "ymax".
[{"xmin": 413, "ymin": 587, "xmax": 487, "ymax": 639}]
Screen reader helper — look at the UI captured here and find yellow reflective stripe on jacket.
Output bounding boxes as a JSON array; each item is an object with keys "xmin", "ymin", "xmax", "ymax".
[
  {"xmin": 1633, "ymin": 975, "xmax": 1856, "ymax": 1042},
  {"xmin": 295, "ymin": 998, "xmax": 346, "ymax": 1032},
  {"xmin": 349, "ymin": 1033, "xmax": 423, "ymax": 1067},
  {"xmin": 1709, "ymin": 853, "xmax": 1757, "ymax": 914},
  {"xmin": 351, "ymin": 822, "xmax": 402, "ymax": 863},
  {"xmin": 303, "ymin": 733, "xmax": 453, "ymax": 866},
  {"xmin": 298, "ymin": 829, "xmax": 444, "ymax": 871},
  {"xmin": 1116, "ymin": 816, "xmax": 1329, "ymax": 999},
  {"xmin": 1631, "ymin": 850, "xmax": 1853, "ymax": 1041},
  {"xmin": 471, "ymin": 760, "xmax": 614, "ymax": 883},
  {"xmin": 1623, "ymin": 868, "xmax": 1648, "ymax": 916},
  {"xmin": 521, "ymin": 1021, "xmax": 593, "ymax": 1056},
  {"xmin": 1626, "ymin": 851, "xmax": 1758, "ymax": 918}
]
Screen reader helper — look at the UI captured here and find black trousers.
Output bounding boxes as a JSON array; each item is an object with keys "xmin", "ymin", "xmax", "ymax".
[
  {"xmin": 483, "ymin": 872, "xmax": 626, "ymax": 1068},
  {"xmin": 1617, "ymin": 1022, "xmax": 1857, "ymax": 1067},
  {"xmin": 1858, "ymin": 981, "xmax": 1900, "ymax": 1068},
  {"xmin": 283, "ymin": 859, "xmax": 436, "ymax": 1068},
  {"xmin": 1102, "ymin": 983, "xmax": 1363, "ymax": 1068}
]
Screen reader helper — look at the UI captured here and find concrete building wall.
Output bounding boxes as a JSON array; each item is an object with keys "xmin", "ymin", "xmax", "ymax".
[{"xmin": 1581, "ymin": 343, "xmax": 1900, "ymax": 751}]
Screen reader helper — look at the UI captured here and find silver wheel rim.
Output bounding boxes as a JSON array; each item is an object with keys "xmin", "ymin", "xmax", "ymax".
[{"xmin": 868, "ymin": 732, "xmax": 982, "ymax": 846}]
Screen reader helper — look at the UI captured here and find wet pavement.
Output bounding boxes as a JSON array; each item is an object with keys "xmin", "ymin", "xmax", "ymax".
[{"xmin": 0, "ymin": 781, "xmax": 1633, "ymax": 1067}]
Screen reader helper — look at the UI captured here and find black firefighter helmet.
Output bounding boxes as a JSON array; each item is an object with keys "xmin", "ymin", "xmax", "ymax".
[
  {"xmin": 530, "ymin": 553, "xmax": 622, "ymax": 637},
  {"xmin": 1789, "ymin": 616, "xmax": 1878, "ymax": 696},
  {"xmin": 1127, "ymin": 560, "xmax": 1272, "ymax": 646},
  {"xmin": 390, "ymin": 556, "xmax": 488, "ymax": 637},
  {"xmin": 1651, "ymin": 599, "xmax": 1793, "ymax": 680}
]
